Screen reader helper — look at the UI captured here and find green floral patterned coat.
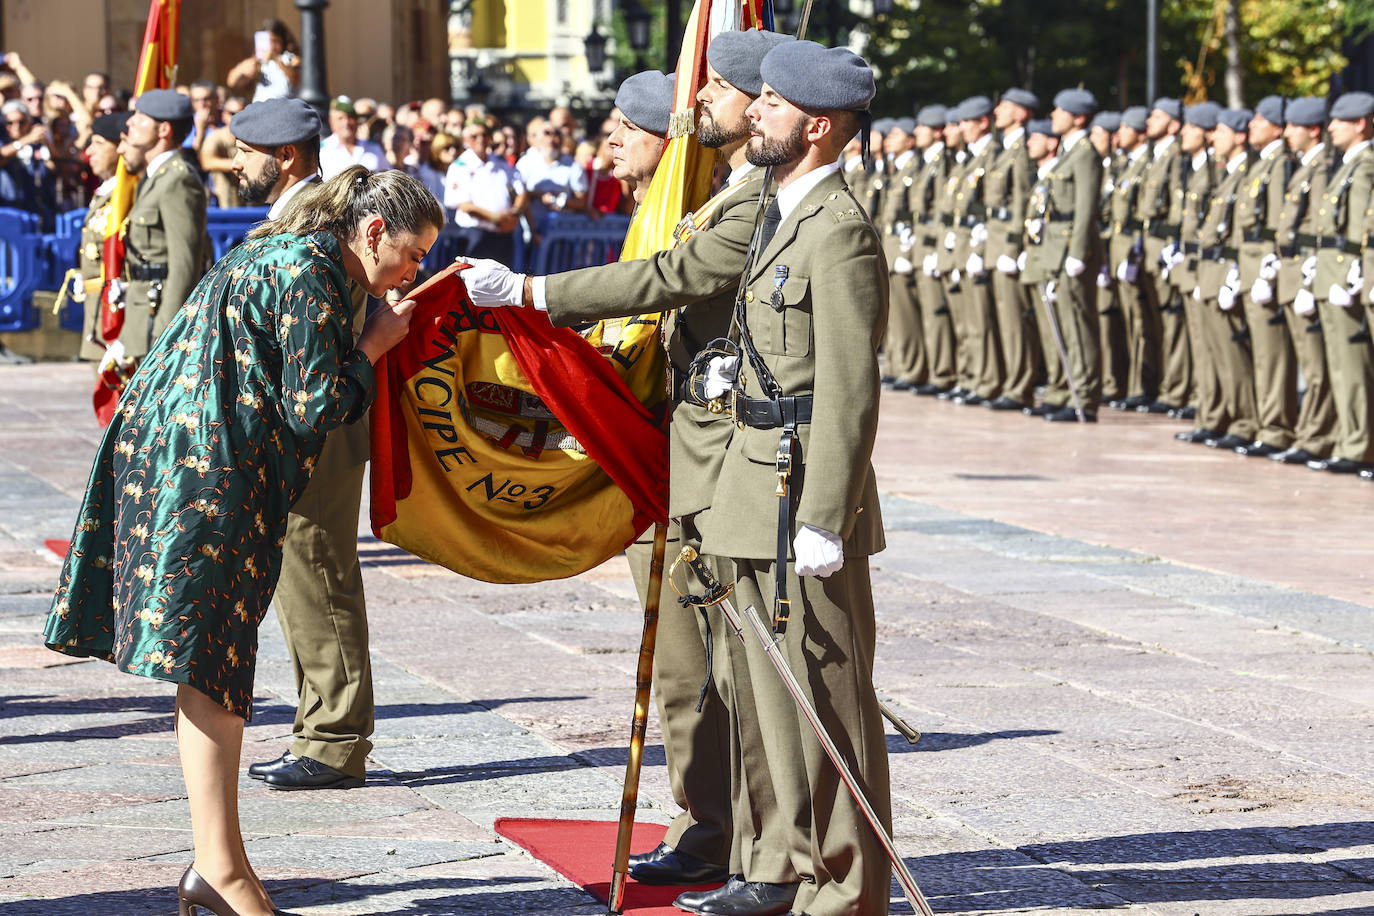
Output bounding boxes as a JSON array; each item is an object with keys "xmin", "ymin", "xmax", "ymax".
[{"xmin": 44, "ymin": 231, "xmax": 375, "ymax": 719}]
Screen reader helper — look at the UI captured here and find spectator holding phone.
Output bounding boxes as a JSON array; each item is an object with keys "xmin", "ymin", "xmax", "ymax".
[{"xmin": 227, "ymin": 19, "xmax": 300, "ymax": 102}]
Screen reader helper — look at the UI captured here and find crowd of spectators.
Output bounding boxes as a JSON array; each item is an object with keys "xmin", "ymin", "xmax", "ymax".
[{"xmin": 0, "ymin": 18, "xmax": 637, "ymax": 244}]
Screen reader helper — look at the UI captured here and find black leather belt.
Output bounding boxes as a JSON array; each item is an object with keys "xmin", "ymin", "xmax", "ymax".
[
  {"xmin": 1243, "ymin": 227, "xmax": 1277, "ymax": 243},
  {"xmin": 1202, "ymin": 245, "xmax": 1238, "ymax": 260},
  {"xmin": 1148, "ymin": 221, "xmax": 1181, "ymax": 240},
  {"xmin": 1181, "ymin": 242, "xmax": 1201, "ymax": 254},
  {"xmin": 733, "ymin": 392, "xmax": 813, "ymax": 430},
  {"xmin": 987, "ymin": 207, "xmax": 1013, "ymax": 222},
  {"xmin": 960, "ymin": 214, "xmax": 982, "ymax": 228},
  {"xmin": 939, "ymin": 215, "xmax": 955, "ymax": 227},
  {"xmin": 126, "ymin": 263, "xmax": 169, "ymax": 281},
  {"xmin": 1317, "ymin": 235, "xmax": 1361, "ymax": 255},
  {"xmin": 1293, "ymin": 231, "xmax": 1319, "ymax": 249}
]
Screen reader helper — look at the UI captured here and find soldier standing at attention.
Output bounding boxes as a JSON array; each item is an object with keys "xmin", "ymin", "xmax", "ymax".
[
  {"xmin": 912, "ymin": 104, "xmax": 957, "ymax": 395},
  {"xmin": 1231, "ymin": 96, "xmax": 1299, "ymax": 458},
  {"xmin": 1091, "ymin": 110, "xmax": 1129, "ymax": 407},
  {"xmin": 935, "ymin": 105, "xmax": 977, "ymax": 402},
  {"xmin": 1106, "ymin": 106, "xmax": 1157, "ymax": 409},
  {"xmin": 1192, "ymin": 108, "xmax": 1259, "ymax": 451},
  {"xmin": 877, "ymin": 117, "xmax": 926, "ymax": 391},
  {"xmin": 1269, "ymin": 97, "xmax": 1338, "ymax": 466},
  {"xmin": 1135, "ymin": 98, "xmax": 1189, "ymax": 416},
  {"xmin": 1021, "ymin": 118, "xmax": 1068, "ymax": 416},
  {"xmin": 75, "ymin": 112, "xmax": 130, "ymax": 363},
  {"xmin": 116, "ymin": 89, "xmax": 209, "ymax": 359},
  {"xmin": 1173, "ymin": 102, "xmax": 1220, "ymax": 444},
  {"xmin": 1308, "ymin": 91, "xmax": 1374, "ymax": 474},
  {"xmin": 227, "ymin": 97, "xmax": 378, "ymax": 792},
  {"xmin": 1038, "ymin": 88, "xmax": 1104, "ymax": 422},
  {"xmin": 950, "ymin": 95, "xmax": 1005, "ymax": 406},
  {"xmin": 981, "ymin": 88, "xmax": 1039, "ymax": 411}
]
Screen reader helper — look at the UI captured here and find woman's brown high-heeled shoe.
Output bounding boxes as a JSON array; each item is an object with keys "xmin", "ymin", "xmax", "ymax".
[{"xmin": 177, "ymin": 866, "xmax": 297, "ymax": 916}]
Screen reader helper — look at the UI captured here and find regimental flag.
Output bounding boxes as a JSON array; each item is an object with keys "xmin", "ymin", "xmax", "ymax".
[
  {"xmin": 93, "ymin": 0, "xmax": 181, "ymax": 426},
  {"xmin": 370, "ymin": 0, "xmax": 768, "ymax": 583}
]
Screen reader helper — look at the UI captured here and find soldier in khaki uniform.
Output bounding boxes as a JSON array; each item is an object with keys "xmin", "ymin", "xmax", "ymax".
[
  {"xmin": 842, "ymin": 116, "xmax": 885, "ymax": 219},
  {"xmin": 1173, "ymin": 102, "xmax": 1221, "ymax": 443},
  {"xmin": 114, "ymin": 89, "xmax": 209, "ymax": 358},
  {"xmin": 1105, "ymin": 107, "xmax": 1158, "ymax": 409},
  {"xmin": 1307, "ymin": 91, "xmax": 1374, "ymax": 474},
  {"xmin": 1270, "ymin": 97, "xmax": 1338, "ymax": 465},
  {"xmin": 876, "ymin": 117, "xmax": 926, "ymax": 390},
  {"xmin": 949, "ymin": 95, "xmax": 1004, "ymax": 405},
  {"xmin": 1091, "ymin": 110, "xmax": 1129, "ymax": 406},
  {"xmin": 935, "ymin": 106, "xmax": 981, "ymax": 402},
  {"xmin": 982, "ymin": 88, "xmax": 1039, "ymax": 410},
  {"xmin": 1232, "ymin": 96, "xmax": 1299, "ymax": 458},
  {"xmin": 1022, "ymin": 119, "xmax": 1069, "ymax": 414},
  {"xmin": 1135, "ymin": 98, "xmax": 1188, "ymax": 416},
  {"xmin": 75, "ymin": 112, "xmax": 131, "ymax": 362},
  {"xmin": 461, "ymin": 31, "xmax": 796, "ymax": 902},
  {"xmin": 911, "ymin": 104, "xmax": 957, "ymax": 394},
  {"xmin": 1192, "ymin": 108, "xmax": 1259, "ymax": 450}
]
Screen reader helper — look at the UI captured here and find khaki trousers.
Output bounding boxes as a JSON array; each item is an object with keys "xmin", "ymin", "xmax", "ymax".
[
  {"xmin": 1317, "ymin": 299, "xmax": 1374, "ymax": 463},
  {"xmin": 915, "ymin": 272, "xmax": 956, "ymax": 389},
  {"xmin": 1282, "ymin": 303, "xmax": 1338, "ymax": 457},
  {"xmin": 884, "ymin": 270, "xmax": 926, "ymax": 384},
  {"xmin": 1026, "ymin": 280, "xmax": 1067, "ymax": 401},
  {"xmin": 714, "ymin": 555, "xmax": 891, "ymax": 916},
  {"xmin": 626, "ymin": 517, "xmax": 732, "ymax": 865},
  {"xmin": 1241, "ymin": 296, "xmax": 1298, "ymax": 449},
  {"xmin": 1042, "ymin": 269, "xmax": 1102, "ymax": 411},
  {"xmin": 963, "ymin": 274, "xmax": 1004, "ymax": 399},
  {"xmin": 991, "ymin": 266, "xmax": 1038, "ymax": 404},
  {"xmin": 1198, "ymin": 298, "xmax": 1258, "ymax": 440},
  {"xmin": 274, "ymin": 424, "xmax": 373, "ymax": 777},
  {"xmin": 1097, "ymin": 280, "xmax": 1129, "ymax": 401},
  {"xmin": 1182, "ymin": 289, "xmax": 1221, "ymax": 427}
]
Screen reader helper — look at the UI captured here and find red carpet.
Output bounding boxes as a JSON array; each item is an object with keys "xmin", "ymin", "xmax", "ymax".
[
  {"xmin": 45, "ymin": 539, "xmax": 70, "ymax": 559},
  {"xmin": 494, "ymin": 818, "xmax": 726, "ymax": 914}
]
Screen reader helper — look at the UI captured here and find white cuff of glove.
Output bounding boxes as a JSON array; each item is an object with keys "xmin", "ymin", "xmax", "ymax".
[
  {"xmin": 1301, "ymin": 255, "xmax": 1318, "ymax": 284},
  {"xmin": 1328, "ymin": 283, "xmax": 1354, "ymax": 308},
  {"xmin": 970, "ymin": 222, "xmax": 988, "ymax": 247},
  {"xmin": 1347, "ymin": 260, "xmax": 1363, "ymax": 288},
  {"xmin": 950, "ymin": 268, "xmax": 962, "ymax": 286},
  {"xmin": 1293, "ymin": 288, "xmax": 1317, "ymax": 316},
  {"xmin": 893, "ymin": 256, "xmax": 914, "ymax": 276},
  {"xmin": 966, "ymin": 253, "xmax": 985, "ymax": 276},
  {"xmin": 1217, "ymin": 286, "xmax": 1236, "ymax": 311},
  {"xmin": 1044, "ymin": 280, "xmax": 1058, "ymax": 303},
  {"xmin": 943, "ymin": 230, "xmax": 957, "ymax": 250},
  {"xmin": 458, "ymin": 258, "xmax": 525, "ymax": 307},
  {"xmin": 1259, "ymin": 253, "xmax": 1280, "ymax": 281},
  {"xmin": 1250, "ymin": 277, "xmax": 1274, "ymax": 305},
  {"xmin": 794, "ymin": 524, "xmax": 844, "ymax": 578},
  {"xmin": 702, "ymin": 355, "xmax": 740, "ymax": 399},
  {"xmin": 1016, "ymin": 250, "xmax": 1028, "ymax": 273},
  {"xmin": 996, "ymin": 254, "xmax": 1019, "ymax": 275},
  {"xmin": 1064, "ymin": 255, "xmax": 1086, "ymax": 278},
  {"xmin": 1192, "ymin": 286, "xmax": 1202, "ymax": 301},
  {"xmin": 922, "ymin": 253, "xmax": 939, "ymax": 277},
  {"xmin": 1095, "ymin": 266, "xmax": 1112, "ymax": 288}
]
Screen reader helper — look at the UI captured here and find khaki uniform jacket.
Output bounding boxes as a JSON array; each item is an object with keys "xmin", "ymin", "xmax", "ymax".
[
  {"xmin": 876, "ymin": 152, "xmax": 920, "ymax": 268},
  {"xmin": 1314, "ymin": 145, "xmax": 1374, "ymax": 296},
  {"xmin": 545, "ymin": 170, "xmax": 767, "ymax": 519},
  {"xmin": 844, "ymin": 157, "xmax": 884, "ymax": 220},
  {"xmin": 698, "ymin": 169, "xmax": 886, "ymax": 560},
  {"xmin": 1197, "ymin": 154, "xmax": 1250, "ymax": 297},
  {"xmin": 1136, "ymin": 137, "xmax": 1187, "ymax": 270},
  {"xmin": 1275, "ymin": 148, "xmax": 1329, "ymax": 302},
  {"xmin": 934, "ymin": 148, "xmax": 967, "ymax": 275},
  {"xmin": 1175, "ymin": 152, "xmax": 1214, "ymax": 293},
  {"xmin": 1108, "ymin": 147, "xmax": 1152, "ymax": 269},
  {"xmin": 78, "ymin": 186, "xmax": 116, "ymax": 361},
  {"xmin": 982, "ymin": 130, "xmax": 1030, "ymax": 264},
  {"xmin": 122, "ymin": 150, "xmax": 209, "ymax": 356},
  {"xmin": 1036, "ymin": 133, "xmax": 1104, "ymax": 274},
  {"xmin": 1234, "ymin": 141, "xmax": 1291, "ymax": 286},
  {"xmin": 909, "ymin": 145, "xmax": 949, "ymax": 266},
  {"xmin": 953, "ymin": 136, "xmax": 997, "ymax": 268}
]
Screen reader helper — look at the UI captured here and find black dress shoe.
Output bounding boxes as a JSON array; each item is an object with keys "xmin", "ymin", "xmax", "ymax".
[
  {"xmin": 1106, "ymin": 399, "xmax": 1129, "ymax": 410},
  {"xmin": 879, "ymin": 374, "xmax": 895, "ymax": 386},
  {"xmin": 1139, "ymin": 400, "xmax": 1176, "ymax": 414},
  {"xmin": 1204, "ymin": 433, "xmax": 1250, "ymax": 450},
  {"xmin": 1271, "ymin": 447, "xmax": 1319, "ymax": 464},
  {"xmin": 675, "ymin": 877, "xmax": 798, "ymax": 916},
  {"xmin": 987, "ymin": 395, "xmax": 1027, "ymax": 411},
  {"xmin": 630, "ymin": 846, "xmax": 729, "ymax": 886},
  {"xmin": 884, "ymin": 378, "xmax": 915, "ymax": 391},
  {"xmin": 936, "ymin": 386, "xmax": 969, "ymax": 401},
  {"xmin": 1123, "ymin": 394, "xmax": 1153, "ymax": 409},
  {"xmin": 1045, "ymin": 405, "xmax": 1097, "ymax": 422},
  {"xmin": 1175, "ymin": 427, "xmax": 1219, "ymax": 443},
  {"xmin": 1234, "ymin": 441, "xmax": 1280, "ymax": 458},
  {"xmin": 1360, "ymin": 468, "xmax": 1374, "ymax": 480},
  {"xmin": 956, "ymin": 392, "xmax": 987, "ymax": 406},
  {"xmin": 912, "ymin": 382, "xmax": 944, "ymax": 396},
  {"xmin": 1023, "ymin": 403, "xmax": 1055, "ymax": 417},
  {"xmin": 262, "ymin": 755, "xmax": 364, "ymax": 791},
  {"xmin": 248, "ymin": 751, "xmax": 298, "ymax": 780},
  {"xmin": 1307, "ymin": 457, "xmax": 1372, "ymax": 473},
  {"xmin": 676, "ymin": 876, "xmax": 743, "ymax": 913},
  {"xmin": 628, "ymin": 841, "xmax": 671, "ymax": 869},
  {"xmin": 1175, "ymin": 406, "xmax": 1198, "ymax": 420}
]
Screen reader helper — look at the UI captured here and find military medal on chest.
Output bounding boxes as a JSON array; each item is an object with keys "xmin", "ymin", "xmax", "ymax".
[{"xmin": 770, "ymin": 265, "xmax": 788, "ymax": 311}]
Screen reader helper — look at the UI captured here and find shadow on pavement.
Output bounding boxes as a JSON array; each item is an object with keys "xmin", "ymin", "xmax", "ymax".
[{"xmin": 888, "ymin": 729, "xmax": 1059, "ymax": 753}]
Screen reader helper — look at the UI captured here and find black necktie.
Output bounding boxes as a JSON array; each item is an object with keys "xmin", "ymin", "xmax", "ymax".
[{"xmin": 759, "ymin": 197, "xmax": 782, "ymax": 251}]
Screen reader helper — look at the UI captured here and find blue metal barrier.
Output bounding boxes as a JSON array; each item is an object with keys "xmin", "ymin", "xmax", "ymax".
[
  {"xmin": 0, "ymin": 207, "xmax": 43, "ymax": 331},
  {"xmin": 529, "ymin": 213, "xmax": 631, "ymax": 275},
  {"xmin": 206, "ymin": 207, "xmax": 269, "ymax": 260},
  {"xmin": 45, "ymin": 208, "xmax": 87, "ymax": 330}
]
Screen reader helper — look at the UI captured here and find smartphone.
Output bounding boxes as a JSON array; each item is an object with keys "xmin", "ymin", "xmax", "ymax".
[{"xmin": 254, "ymin": 30, "xmax": 272, "ymax": 61}]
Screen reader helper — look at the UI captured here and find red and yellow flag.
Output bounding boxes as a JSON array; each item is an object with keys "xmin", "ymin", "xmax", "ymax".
[
  {"xmin": 94, "ymin": 0, "xmax": 181, "ymax": 425},
  {"xmin": 370, "ymin": 0, "xmax": 766, "ymax": 582}
]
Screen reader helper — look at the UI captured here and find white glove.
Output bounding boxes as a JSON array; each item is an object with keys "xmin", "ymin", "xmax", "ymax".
[
  {"xmin": 1044, "ymin": 280, "xmax": 1058, "ymax": 303},
  {"xmin": 702, "ymin": 355, "xmax": 740, "ymax": 399},
  {"xmin": 1016, "ymin": 250, "xmax": 1027, "ymax": 273},
  {"xmin": 1259, "ymin": 253, "xmax": 1280, "ymax": 281},
  {"xmin": 996, "ymin": 254, "xmax": 1019, "ymax": 275},
  {"xmin": 943, "ymin": 230, "xmax": 957, "ymax": 250},
  {"xmin": 1064, "ymin": 256, "xmax": 1086, "ymax": 278},
  {"xmin": 1301, "ymin": 255, "xmax": 1317, "ymax": 287},
  {"xmin": 1346, "ymin": 259, "xmax": 1363, "ymax": 296},
  {"xmin": 1192, "ymin": 286, "xmax": 1202, "ymax": 301},
  {"xmin": 1329, "ymin": 282, "xmax": 1354, "ymax": 308},
  {"xmin": 970, "ymin": 222, "xmax": 988, "ymax": 247},
  {"xmin": 1218, "ymin": 286, "xmax": 1236, "ymax": 311},
  {"xmin": 950, "ymin": 268, "xmax": 962, "ymax": 286},
  {"xmin": 1294, "ymin": 287, "xmax": 1317, "ymax": 316},
  {"xmin": 1115, "ymin": 259, "xmax": 1129, "ymax": 282},
  {"xmin": 1161, "ymin": 243, "xmax": 1178, "ymax": 269},
  {"xmin": 1250, "ymin": 277, "xmax": 1274, "ymax": 304},
  {"xmin": 1170, "ymin": 247, "xmax": 1187, "ymax": 268},
  {"xmin": 793, "ymin": 524, "xmax": 843, "ymax": 578},
  {"xmin": 966, "ymin": 253, "xmax": 985, "ymax": 276},
  {"xmin": 1225, "ymin": 263, "xmax": 1240, "ymax": 291},
  {"xmin": 898, "ymin": 225, "xmax": 914, "ymax": 251},
  {"xmin": 458, "ymin": 258, "xmax": 525, "ymax": 307},
  {"xmin": 1025, "ymin": 218, "xmax": 1043, "ymax": 240},
  {"xmin": 922, "ymin": 252, "xmax": 940, "ymax": 277},
  {"xmin": 1095, "ymin": 266, "xmax": 1112, "ymax": 289},
  {"xmin": 893, "ymin": 256, "xmax": 914, "ymax": 276}
]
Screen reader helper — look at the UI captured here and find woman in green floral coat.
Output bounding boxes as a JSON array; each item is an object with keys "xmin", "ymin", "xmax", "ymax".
[{"xmin": 44, "ymin": 166, "xmax": 443, "ymax": 916}]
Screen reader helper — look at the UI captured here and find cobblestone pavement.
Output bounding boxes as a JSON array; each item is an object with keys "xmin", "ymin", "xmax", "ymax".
[{"xmin": 1, "ymin": 362, "xmax": 1371, "ymax": 915}]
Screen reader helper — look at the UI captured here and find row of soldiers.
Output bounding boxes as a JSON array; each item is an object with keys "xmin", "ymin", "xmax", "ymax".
[{"xmin": 851, "ymin": 87, "xmax": 1374, "ymax": 476}]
